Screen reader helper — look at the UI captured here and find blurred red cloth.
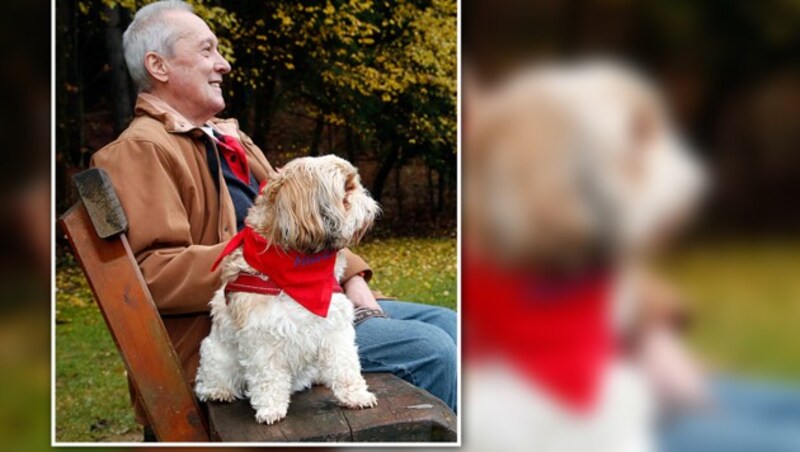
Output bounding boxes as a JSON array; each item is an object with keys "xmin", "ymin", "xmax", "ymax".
[{"xmin": 464, "ymin": 255, "xmax": 615, "ymax": 411}]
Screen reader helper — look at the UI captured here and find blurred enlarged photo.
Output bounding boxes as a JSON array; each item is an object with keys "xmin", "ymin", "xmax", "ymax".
[{"xmin": 463, "ymin": 1, "xmax": 800, "ymax": 452}]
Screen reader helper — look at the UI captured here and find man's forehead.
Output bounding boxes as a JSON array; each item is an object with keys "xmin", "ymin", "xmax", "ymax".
[{"xmin": 164, "ymin": 10, "xmax": 216, "ymax": 43}]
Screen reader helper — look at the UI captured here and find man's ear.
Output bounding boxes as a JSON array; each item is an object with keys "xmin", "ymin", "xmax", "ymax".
[{"xmin": 144, "ymin": 52, "xmax": 169, "ymax": 84}]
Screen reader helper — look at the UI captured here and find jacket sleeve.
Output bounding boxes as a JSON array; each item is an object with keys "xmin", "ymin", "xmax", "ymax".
[
  {"xmin": 91, "ymin": 139, "xmax": 225, "ymax": 315},
  {"xmin": 342, "ymin": 249, "xmax": 373, "ymax": 283}
]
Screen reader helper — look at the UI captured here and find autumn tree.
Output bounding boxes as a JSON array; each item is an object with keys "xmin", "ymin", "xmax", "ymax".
[{"xmin": 57, "ymin": 0, "xmax": 456, "ymax": 221}]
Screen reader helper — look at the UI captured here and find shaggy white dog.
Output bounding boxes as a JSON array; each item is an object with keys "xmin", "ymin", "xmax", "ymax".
[{"xmin": 194, "ymin": 155, "xmax": 380, "ymax": 425}]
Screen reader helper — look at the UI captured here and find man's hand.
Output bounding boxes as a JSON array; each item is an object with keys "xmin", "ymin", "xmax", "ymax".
[{"xmin": 343, "ymin": 275, "xmax": 383, "ymax": 311}]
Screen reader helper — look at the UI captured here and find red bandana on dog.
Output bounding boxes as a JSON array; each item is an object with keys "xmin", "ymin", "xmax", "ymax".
[
  {"xmin": 212, "ymin": 226, "xmax": 340, "ymax": 317},
  {"xmin": 464, "ymin": 254, "xmax": 615, "ymax": 411}
]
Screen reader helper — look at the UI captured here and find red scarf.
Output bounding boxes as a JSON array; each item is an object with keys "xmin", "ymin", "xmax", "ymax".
[
  {"xmin": 214, "ymin": 133, "xmax": 250, "ymax": 184},
  {"xmin": 464, "ymin": 254, "xmax": 615, "ymax": 411},
  {"xmin": 212, "ymin": 227, "xmax": 340, "ymax": 317}
]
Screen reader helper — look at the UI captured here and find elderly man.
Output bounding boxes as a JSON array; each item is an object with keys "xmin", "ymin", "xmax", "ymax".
[{"xmin": 90, "ymin": 0, "xmax": 456, "ymax": 440}]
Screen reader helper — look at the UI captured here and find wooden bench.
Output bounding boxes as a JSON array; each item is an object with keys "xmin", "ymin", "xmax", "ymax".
[{"xmin": 58, "ymin": 168, "xmax": 457, "ymax": 443}]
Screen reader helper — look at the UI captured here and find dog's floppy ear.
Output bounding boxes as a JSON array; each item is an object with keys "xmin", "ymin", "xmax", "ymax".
[
  {"xmin": 252, "ymin": 166, "xmax": 328, "ymax": 253},
  {"xmin": 465, "ymin": 83, "xmax": 601, "ymax": 270}
]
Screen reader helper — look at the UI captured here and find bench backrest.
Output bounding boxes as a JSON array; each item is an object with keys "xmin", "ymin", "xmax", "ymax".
[{"xmin": 58, "ymin": 168, "xmax": 209, "ymax": 442}]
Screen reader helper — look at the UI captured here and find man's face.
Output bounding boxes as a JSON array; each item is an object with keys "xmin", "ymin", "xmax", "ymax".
[{"xmin": 163, "ymin": 11, "xmax": 231, "ymax": 124}]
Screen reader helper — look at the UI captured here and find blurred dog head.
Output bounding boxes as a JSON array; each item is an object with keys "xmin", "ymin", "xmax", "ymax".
[
  {"xmin": 247, "ymin": 155, "xmax": 380, "ymax": 254},
  {"xmin": 465, "ymin": 61, "xmax": 706, "ymax": 269}
]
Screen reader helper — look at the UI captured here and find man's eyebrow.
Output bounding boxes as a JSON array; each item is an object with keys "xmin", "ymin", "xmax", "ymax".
[{"xmin": 200, "ymin": 37, "xmax": 217, "ymax": 47}]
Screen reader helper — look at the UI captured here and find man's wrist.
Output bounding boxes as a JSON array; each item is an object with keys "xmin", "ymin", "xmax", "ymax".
[{"xmin": 353, "ymin": 306, "xmax": 387, "ymax": 326}]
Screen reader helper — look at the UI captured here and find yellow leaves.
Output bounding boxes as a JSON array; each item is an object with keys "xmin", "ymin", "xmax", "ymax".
[
  {"xmin": 351, "ymin": 0, "xmax": 373, "ymax": 11},
  {"xmin": 274, "ymin": 8, "xmax": 294, "ymax": 27},
  {"xmin": 324, "ymin": 112, "xmax": 347, "ymax": 126},
  {"xmin": 56, "ymin": 264, "xmax": 93, "ymax": 308},
  {"xmin": 323, "ymin": 2, "xmax": 336, "ymax": 16},
  {"xmin": 284, "ymin": 62, "xmax": 295, "ymax": 70}
]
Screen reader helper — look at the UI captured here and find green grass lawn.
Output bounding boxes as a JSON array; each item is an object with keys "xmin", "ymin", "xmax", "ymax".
[
  {"xmin": 662, "ymin": 239, "xmax": 800, "ymax": 381},
  {"xmin": 351, "ymin": 237, "xmax": 457, "ymax": 309},
  {"xmin": 55, "ymin": 264, "xmax": 140, "ymax": 442},
  {"xmin": 54, "ymin": 236, "xmax": 457, "ymax": 442}
]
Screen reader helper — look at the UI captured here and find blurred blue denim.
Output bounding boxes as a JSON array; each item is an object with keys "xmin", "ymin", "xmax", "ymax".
[
  {"xmin": 355, "ymin": 300, "xmax": 457, "ymax": 412},
  {"xmin": 659, "ymin": 376, "xmax": 800, "ymax": 452}
]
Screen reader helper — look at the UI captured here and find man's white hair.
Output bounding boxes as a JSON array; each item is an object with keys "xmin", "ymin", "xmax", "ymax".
[{"xmin": 122, "ymin": 0, "xmax": 195, "ymax": 92}]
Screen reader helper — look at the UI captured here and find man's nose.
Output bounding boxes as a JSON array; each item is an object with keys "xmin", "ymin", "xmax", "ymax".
[{"xmin": 215, "ymin": 53, "xmax": 231, "ymax": 74}]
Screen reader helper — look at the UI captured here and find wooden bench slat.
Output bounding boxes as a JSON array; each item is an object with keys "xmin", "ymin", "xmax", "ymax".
[
  {"xmin": 59, "ymin": 202, "xmax": 209, "ymax": 442},
  {"xmin": 208, "ymin": 373, "xmax": 457, "ymax": 442},
  {"xmin": 344, "ymin": 373, "xmax": 457, "ymax": 442}
]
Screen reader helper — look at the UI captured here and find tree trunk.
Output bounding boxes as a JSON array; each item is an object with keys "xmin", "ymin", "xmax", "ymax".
[
  {"xmin": 344, "ymin": 127, "xmax": 359, "ymax": 163},
  {"xmin": 309, "ymin": 114, "xmax": 325, "ymax": 156},
  {"xmin": 395, "ymin": 163, "xmax": 403, "ymax": 219},
  {"xmin": 372, "ymin": 144, "xmax": 401, "ymax": 205},
  {"xmin": 427, "ymin": 165, "xmax": 435, "ymax": 218},
  {"xmin": 104, "ymin": 4, "xmax": 133, "ymax": 135},
  {"xmin": 437, "ymin": 167, "xmax": 446, "ymax": 215},
  {"xmin": 56, "ymin": 0, "xmax": 84, "ymax": 211},
  {"xmin": 255, "ymin": 77, "xmax": 276, "ymax": 152}
]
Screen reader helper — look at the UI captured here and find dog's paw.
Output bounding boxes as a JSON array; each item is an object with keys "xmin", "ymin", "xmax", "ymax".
[
  {"xmin": 255, "ymin": 406, "xmax": 288, "ymax": 425},
  {"xmin": 338, "ymin": 390, "xmax": 378, "ymax": 409},
  {"xmin": 195, "ymin": 386, "xmax": 238, "ymax": 403}
]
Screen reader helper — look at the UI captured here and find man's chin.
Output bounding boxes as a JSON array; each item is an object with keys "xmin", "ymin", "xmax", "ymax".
[{"xmin": 211, "ymin": 99, "xmax": 226, "ymax": 117}]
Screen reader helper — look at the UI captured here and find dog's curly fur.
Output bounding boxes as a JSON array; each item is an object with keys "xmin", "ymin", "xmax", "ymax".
[{"xmin": 194, "ymin": 155, "xmax": 381, "ymax": 424}]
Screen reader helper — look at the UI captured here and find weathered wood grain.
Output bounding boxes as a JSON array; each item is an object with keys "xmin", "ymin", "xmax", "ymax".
[
  {"xmin": 208, "ymin": 373, "xmax": 457, "ymax": 442},
  {"xmin": 72, "ymin": 168, "xmax": 127, "ymax": 238}
]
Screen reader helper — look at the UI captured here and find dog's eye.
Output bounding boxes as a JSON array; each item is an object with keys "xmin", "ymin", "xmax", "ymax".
[{"xmin": 345, "ymin": 176, "xmax": 357, "ymax": 193}]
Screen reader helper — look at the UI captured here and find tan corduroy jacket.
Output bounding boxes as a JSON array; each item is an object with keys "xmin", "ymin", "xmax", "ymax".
[{"xmin": 91, "ymin": 93, "xmax": 373, "ymax": 424}]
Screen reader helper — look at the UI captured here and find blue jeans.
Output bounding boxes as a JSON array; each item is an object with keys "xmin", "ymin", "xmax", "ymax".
[
  {"xmin": 659, "ymin": 376, "xmax": 800, "ymax": 452},
  {"xmin": 355, "ymin": 300, "xmax": 457, "ymax": 412}
]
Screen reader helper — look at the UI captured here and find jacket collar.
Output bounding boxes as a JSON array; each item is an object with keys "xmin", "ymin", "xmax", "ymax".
[{"xmin": 134, "ymin": 92, "xmax": 242, "ymax": 137}]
